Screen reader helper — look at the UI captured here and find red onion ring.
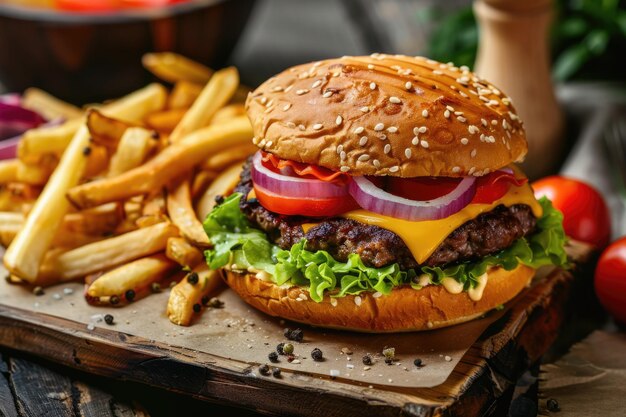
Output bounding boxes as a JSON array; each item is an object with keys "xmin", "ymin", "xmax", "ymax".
[
  {"xmin": 251, "ymin": 152, "xmax": 349, "ymax": 199},
  {"xmin": 348, "ymin": 175, "xmax": 477, "ymax": 221}
]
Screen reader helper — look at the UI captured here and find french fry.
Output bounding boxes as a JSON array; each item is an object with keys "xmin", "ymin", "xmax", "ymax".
[
  {"xmin": 210, "ymin": 103, "xmax": 246, "ymax": 124},
  {"xmin": 66, "ymin": 116, "xmax": 252, "ymax": 209},
  {"xmin": 145, "ymin": 108, "xmax": 187, "ymax": 133},
  {"xmin": 202, "ymin": 144, "xmax": 256, "ymax": 172},
  {"xmin": 0, "ymin": 212, "xmax": 23, "ymax": 234},
  {"xmin": 0, "ymin": 160, "xmax": 19, "ymax": 183},
  {"xmin": 167, "ymin": 179, "xmax": 210, "ymax": 247},
  {"xmin": 190, "ymin": 170, "xmax": 218, "ymax": 200},
  {"xmin": 4, "ymin": 84, "xmax": 168, "ymax": 282},
  {"xmin": 168, "ymin": 81, "xmax": 203, "ymax": 109},
  {"xmin": 167, "ymin": 264, "xmax": 223, "ymax": 326},
  {"xmin": 169, "ymin": 66, "xmax": 239, "ymax": 142},
  {"xmin": 63, "ymin": 203, "xmax": 123, "ymax": 235},
  {"xmin": 196, "ymin": 162, "xmax": 243, "ymax": 220},
  {"xmin": 165, "ymin": 237, "xmax": 203, "ymax": 268},
  {"xmin": 142, "ymin": 52, "xmax": 213, "ymax": 85},
  {"xmin": 107, "ymin": 127, "xmax": 154, "ymax": 177},
  {"xmin": 82, "ymin": 144, "xmax": 110, "ymax": 179},
  {"xmin": 85, "ymin": 254, "xmax": 177, "ymax": 305},
  {"xmin": 0, "ymin": 188, "xmax": 34, "ymax": 213},
  {"xmin": 16, "ymin": 159, "xmax": 56, "ymax": 186},
  {"xmin": 36, "ymin": 222, "xmax": 178, "ymax": 284},
  {"xmin": 22, "ymin": 88, "xmax": 83, "ymax": 121},
  {"xmin": 17, "ymin": 118, "xmax": 82, "ymax": 163},
  {"xmin": 86, "ymin": 109, "xmax": 133, "ymax": 150}
]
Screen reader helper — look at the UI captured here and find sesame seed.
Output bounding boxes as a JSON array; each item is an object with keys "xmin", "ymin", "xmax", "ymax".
[
  {"xmin": 374, "ymin": 123, "xmax": 385, "ymax": 131},
  {"xmin": 433, "ymin": 70, "xmax": 443, "ymax": 75},
  {"xmin": 450, "ymin": 85, "xmax": 457, "ymax": 90},
  {"xmin": 283, "ymin": 104, "xmax": 292, "ymax": 111},
  {"xmin": 404, "ymin": 148, "xmax": 412, "ymax": 158},
  {"xmin": 452, "ymin": 166, "xmax": 461, "ymax": 173},
  {"xmin": 322, "ymin": 91, "xmax": 333, "ymax": 98},
  {"xmin": 260, "ymin": 97, "xmax": 267, "ymax": 104},
  {"xmin": 313, "ymin": 123, "xmax": 323, "ymax": 130},
  {"xmin": 354, "ymin": 296, "xmax": 362, "ymax": 306},
  {"xmin": 340, "ymin": 151, "xmax": 346, "ymax": 160},
  {"xmin": 298, "ymin": 124, "xmax": 306, "ymax": 131},
  {"xmin": 457, "ymin": 116, "xmax": 467, "ymax": 123},
  {"xmin": 296, "ymin": 89, "xmax": 309, "ymax": 95},
  {"xmin": 446, "ymin": 105, "xmax": 455, "ymax": 112},
  {"xmin": 389, "ymin": 96, "xmax": 401, "ymax": 104},
  {"xmin": 456, "ymin": 77, "xmax": 469, "ymax": 85},
  {"xmin": 359, "ymin": 136, "xmax": 368, "ymax": 146},
  {"xmin": 370, "ymin": 82, "xmax": 377, "ymax": 90},
  {"xmin": 252, "ymin": 136, "xmax": 258, "ymax": 144},
  {"xmin": 311, "ymin": 80, "xmax": 322, "ymax": 89},
  {"xmin": 509, "ymin": 112, "xmax": 519, "ymax": 120},
  {"xmin": 384, "ymin": 144, "xmax": 391, "ymax": 154},
  {"xmin": 358, "ymin": 154, "xmax": 370, "ymax": 162},
  {"xmin": 502, "ymin": 119, "xmax": 509, "ymax": 129},
  {"xmin": 454, "ymin": 111, "xmax": 464, "ymax": 115},
  {"xmin": 373, "ymin": 159, "xmax": 381, "ymax": 168},
  {"xmin": 258, "ymin": 139, "xmax": 266, "ymax": 147},
  {"xmin": 413, "ymin": 127, "xmax": 420, "ymax": 135},
  {"xmin": 480, "ymin": 133, "xmax": 486, "ymax": 142},
  {"xmin": 469, "ymin": 90, "xmax": 478, "ymax": 95},
  {"xmin": 336, "ymin": 116, "xmax": 343, "ymax": 125},
  {"xmin": 367, "ymin": 64, "xmax": 374, "ymax": 70},
  {"xmin": 420, "ymin": 140, "xmax": 429, "ymax": 148},
  {"xmin": 360, "ymin": 106, "xmax": 369, "ymax": 113},
  {"xmin": 461, "ymin": 138, "xmax": 469, "ymax": 145},
  {"xmin": 444, "ymin": 110, "xmax": 451, "ymax": 118},
  {"xmin": 284, "ymin": 85, "xmax": 293, "ymax": 93},
  {"xmin": 418, "ymin": 126, "xmax": 427, "ymax": 133},
  {"xmin": 468, "ymin": 125, "xmax": 479, "ymax": 134},
  {"xmin": 340, "ymin": 166, "xmax": 350, "ymax": 172},
  {"xmin": 273, "ymin": 86, "xmax": 283, "ymax": 92},
  {"xmin": 412, "ymin": 137, "xmax": 419, "ymax": 145},
  {"xmin": 378, "ymin": 134, "xmax": 387, "ymax": 141},
  {"xmin": 471, "ymin": 149, "xmax": 477, "ymax": 158},
  {"xmin": 389, "ymin": 166, "xmax": 399, "ymax": 173},
  {"xmin": 481, "ymin": 118, "xmax": 488, "ymax": 127},
  {"xmin": 479, "ymin": 96, "xmax": 489, "ymax": 102},
  {"xmin": 405, "ymin": 82, "xmax": 413, "ymax": 90},
  {"xmin": 354, "ymin": 126, "xmax": 364, "ymax": 134},
  {"xmin": 336, "ymin": 145, "xmax": 343, "ymax": 154},
  {"xmin": 265, "ymin": 140, "xmax": 273, "ymax": 148},
  {"xmin": 492, "ymin": 119, "xmax": 498, "ymax": 125},
  {"xmin": 488, "ymin": 100, "xmax": 498, "ymax": 106},
  {"xmin": 387, "ymin": 126, "xmax": 398, "ymax": 133},
  {"xmin": 484, "ymin": 168, "xmax": 490, "ymax": 174},
  {"xmin": 468, "ymin": 166, "xmax": 476, "ymax": 175},
  {"xmin": 460, "ymin": 91, "xmax": 468, "ymax": 98},
  {"xmin": 491, "ymin": 87, "xmax": 501, "ymax": 96},
  {"xmin": 422, "ymin": 109, "xmax": 429, "ymax": 118}
]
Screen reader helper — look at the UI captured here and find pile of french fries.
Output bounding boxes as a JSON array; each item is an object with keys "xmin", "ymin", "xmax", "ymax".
[{"xmin": 0, "ymin": 53, "xmax": 254, "ymax": 326}]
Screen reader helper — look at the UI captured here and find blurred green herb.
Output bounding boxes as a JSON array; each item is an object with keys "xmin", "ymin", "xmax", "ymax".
[{"xmin": 427, "ymin": 0, "xmax": 626, "ymax": 81}]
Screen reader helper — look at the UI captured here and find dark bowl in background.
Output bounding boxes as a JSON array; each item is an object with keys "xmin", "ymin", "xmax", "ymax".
[{"xmin": 0, "ymin": 0, "xmax": 255, "ymax": 104}]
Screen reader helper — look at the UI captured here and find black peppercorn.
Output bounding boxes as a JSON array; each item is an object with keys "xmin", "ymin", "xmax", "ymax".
[
  {"xmin": 110, "ymin": 295, "xmax": 120, "ymax": 305},
  {"xmin": 282, "ymin": 343, "xmax": 294, "ymax": 355},
  {"xmin": 187, "ymin": 272, "xmax": 199, "ymax": 285},
  {"xmin": 201, "ymin": 295, "xmax": 210, "ymax": 306},
  {"xmin": 214, "ymin": 195, "xmax": 224, "ymax": 205},
  {"xmin": 268, "ymin": 351, "xmax": 279, "ymax": 363},
  {"xmin": 311, "ymin": 348, "xmax": 324, "ymax": 362},
  {"xmin": 150, "ymin": 282, "xmax": 161, "ymax": 293},
  {"xmin": 151, "ymin": 131, "xmax": 160, "ymax": 140},
  {"xmin": 282, "ymin": 328, "xmax": 304, "ymax": 342},
  {"xmin": 413, "ymin": 358, "xmax": 423, "ymax": 367},
  {"xmin": 276, "ymin": 343, "xmax": 285, "ymax": 355},
  {"xmin": 125, "ymin": 289, "xmax": 136, "ymax": 302},
  {"xmin": 384, "ymin": 357, "xmax": 394, "ymax": 365},
  {"xmin": 362, "ymin": 355, "xmax": 372, "ymax": 366},
  {"xmin": 192, "ymin": 303, "xmax": 201, "ymax": 313},
  {"xmin": 259, "ymin": 364, "xmax": 270, "ymax": 376},
  {"xmin": 272, "ymin": 367, "xmax": 281, "ymax": 378},
  {"xmin": 209, "ymin": 297, "xmax": 224, "ymax": 308},
  {"xmin": 104, "ymin": 314, "xmax": 114, "ymax": 325},
  {"xmin": 82, "ymin": 146, "xmax": 92, "ymax": 156},
  {"xmin": 33, "ymin": 286, "xmax": 45, "ymax": 296},
  {"xmin": 547, "ymin": 398, "xmax": 560, "ymax": 412}
]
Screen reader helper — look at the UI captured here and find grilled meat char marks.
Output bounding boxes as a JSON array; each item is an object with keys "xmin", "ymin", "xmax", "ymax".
[{"xmin": 235, "ymin": 160, "xmax": 536, "ymax": 270}]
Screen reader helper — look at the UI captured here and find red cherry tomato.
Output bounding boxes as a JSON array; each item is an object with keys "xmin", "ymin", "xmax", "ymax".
[
  {"xmin": 594, "ymin": 237, "xmax": 626, "ymax": 324},
  {"xmin": 532, "ymin": 176, "xmax": 611, "ymax": 249},
  {"xmin": 253, "ymin": 184, "xmax": 359, "ymax": 217}
]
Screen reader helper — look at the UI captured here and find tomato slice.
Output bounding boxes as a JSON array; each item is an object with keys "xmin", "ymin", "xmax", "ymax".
[
  {"xmin": 261, "ymin": 152, "xmax": 349, "ymax": 183},
  {"xmin": 253, "ymin": 184, "xmax": 359, "ymax": 217},
  {"xmin": 472, "ymin": 171, "xmax": 527, "ymax": 204}
]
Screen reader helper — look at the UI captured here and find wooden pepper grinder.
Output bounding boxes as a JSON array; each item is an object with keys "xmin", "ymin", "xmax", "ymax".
[{"xmin": 473, "ymin": 0, "xmax": 564, "ymax": 179}]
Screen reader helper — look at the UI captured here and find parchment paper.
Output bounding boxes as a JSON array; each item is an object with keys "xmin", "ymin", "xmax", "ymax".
[
  {"xmin": 0, "ymin": 265, "xmax": 517, "ymax": 389},
  {"xmin": 539, "ymin": 330, "xmax": 626, "ymax": 416}
]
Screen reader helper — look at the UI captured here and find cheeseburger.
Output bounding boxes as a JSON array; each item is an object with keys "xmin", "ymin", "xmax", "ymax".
[{"xmin": 204, "ymin": 54, "xmax": 567, "ymax": 332}]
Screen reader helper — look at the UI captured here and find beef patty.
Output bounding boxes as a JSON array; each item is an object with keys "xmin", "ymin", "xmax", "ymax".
[{"xmin": 234, "ymin": 160, "xmax": 537, "ymax": 270}]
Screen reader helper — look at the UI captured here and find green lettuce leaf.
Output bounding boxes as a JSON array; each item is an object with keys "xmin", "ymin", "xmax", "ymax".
[{"xmin": 203, "ymin": 193, "xmax": 569, "ymax": 302}]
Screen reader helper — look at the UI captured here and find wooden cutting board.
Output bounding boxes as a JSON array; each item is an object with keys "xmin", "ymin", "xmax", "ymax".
[{"xmin": 0, "ymin": 242, "xmax": 591, "ymax": 417}]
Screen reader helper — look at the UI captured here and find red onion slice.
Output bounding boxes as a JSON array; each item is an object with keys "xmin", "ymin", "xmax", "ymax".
[
  {"xmin": 0, "ymin": 101, "xmax": 46, "ymax": 140},
  {"xmin": 348, "ymin": 175, "xmax": 477, "ymax": 221},
  {"xmin": 251, "ymin": 152, "xmax": 349, "ymax": 199}
]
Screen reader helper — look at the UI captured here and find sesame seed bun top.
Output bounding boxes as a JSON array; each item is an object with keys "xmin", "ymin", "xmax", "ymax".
[{"xmin": 245, "ymin": 54, "xmax": 527, "ymax": 177}]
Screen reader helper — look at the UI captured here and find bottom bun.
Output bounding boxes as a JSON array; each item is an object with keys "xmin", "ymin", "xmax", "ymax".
[{"xmin": 223, "ymin": 265, "xmax": 535, "ymax": 332}]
